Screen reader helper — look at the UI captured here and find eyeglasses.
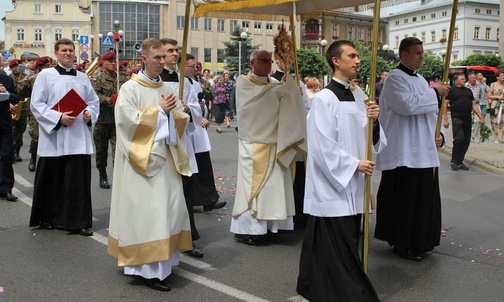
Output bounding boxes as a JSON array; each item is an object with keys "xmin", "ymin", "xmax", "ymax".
[
  {"xmin": 253, "ymin": 58, "xmax": 273, "ymax": 64},
  {"xmin": 186, "ymin": 65, "xmax": 196, "ymax": 68}
]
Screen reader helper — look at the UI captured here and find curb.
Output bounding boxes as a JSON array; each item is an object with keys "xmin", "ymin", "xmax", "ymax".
[{"xmin": 439, "ymin": 146, "xmax": 504, "ymax": 175}]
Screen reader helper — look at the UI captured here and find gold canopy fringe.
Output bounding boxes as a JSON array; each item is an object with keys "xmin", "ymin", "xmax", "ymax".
[{"xmin": 194, "ymin": 0, "xmax": 295, "ymax": 17}]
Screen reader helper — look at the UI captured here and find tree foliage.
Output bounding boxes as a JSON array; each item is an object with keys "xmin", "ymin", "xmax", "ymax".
[
  {"xmin": 452, "ymin": 54, "xmax": 503, "ymax": 68},
  {"xmin": 295, "ymin": 48, "xmax": 330, "ymax": 79},
  {"xmin": 418, "ymin": 50, "xmax": 444, "ymax": 81},
  {"xmin": 223, "ymin": 26, "xmax": 259, "ymax": 74}
]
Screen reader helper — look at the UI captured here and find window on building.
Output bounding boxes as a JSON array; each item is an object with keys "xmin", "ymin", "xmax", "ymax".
[
  {"xmin": 191, "ymin": 17, "xmax": 199, "ymax": 30},
  {"xmin": 177, "ymin": 16, "xmax": 185, "ymax": 28},
  {"xmin": 191, "ymin": 47, "xmax": 198, "ymax": 61},
  {"xmin": 395, "ymin": 20, "xmax": 399, "ymax": 25},
  {"xmin": 16, "ymin": 28, "xmax": 25, "ymax": 41},
  {"xmin": 217, "ymin": 49, "xmax": 224, "ymax": 63},
  {"xmin": 230, "ymin": 20, "xmax": 238, "ymax": 32},
  {"xmin": 487, "ymin": 10, "xmax": 492, "ymax": 15},
  {"xmin": 403, "ymin": 19, "xmax": 408, "ymax": 24},
  {"xmin": 242, "ymin": 21, "xmax": 249, "ymax": 31},
  {"xmin": 431, "ymin": 31, "xmax": 436, "ymax": 42},
  {"xmin": 54, "ymin": 28, "xmax": 62, "ymax": 41},
  {"xmin": 442, "ymin": 29, "xmax": 447, "ymax": 39},
  {"xmin": 395, "ymin": 36, "xmax": 399, "ymax": 48},
  {"xmin": 413, "ymin": 33, "xmax": 417, "ymax": 38},
  {"xmin": 204, "ymin": 18, "xmax": 212, "ymax": 30},
  {"xmin": 421, "ymin": 15, "xmax": 426, "ymax": 20},
  {"xmin": 266, "ymin": 23, "xmax": 273, "ymax": 35},
  {"xmin": 453, "ymin": 54, "xmax": 458, "ymax": 61},
  {"xmin": 71, "ymin": 29, "xmax": 79, "ymax": 42},
  {"xmin": 421, "ymin": 31, "xmax": 426, "ymax": 42},
  {"xmin": 454, "ymin": 27, "xmax": 459, "ymax": 40},
  {"xmin": 475, "ymin": 8, "xmax": 480, "ymax": 14},
  {"xmin": 357, "ymin": 26, "xmax": 363, "ymax": 39},
  {"xmin": 204, "ymin": 48, "xmax": 212, "ymax": 63},
  {"xmin": 305, "ymin": 19, "xmax": 319, "ymax": 37},
  {"xmin": 332, "ymin": 23, "xmax": 340, "ymax": 38},
  {"xmin": 367, "ymin": 27, "xmax": 372, "ymax": 42},
  {"xmin": 412, "ymin": 17, "xmax": 417, "ymax": 22},
  {"xmin": 217, "ymin": 19, "xmax": 225, "ymax": 32},
  {"xmin": 474, "ymin": 26, "xmax": 480, "ymax": 39},
  {"xmin": 55, "ymin": 4, "xmax": 61, "ymax": 13},
  {"xmin": 34, "ymin": 3, "xmax": 41, "ymax": 13},
  {"xmin": 254, "ymin": 22, "xmax": 262, "ymax": 34},
  {"xmin": 486, "ymin": 27, "xmax": 491, "ymax": 40},
  {"xmin": 431, "ymin": 13, "xmax": 436, "ymax": 18},
  {"xmin": 348, "ymin": 25, "xmax": 354, "ymax": 39},
  {"xmin": 34, "ymin": 28, "xmax": 42, "ymax": 41},
  {"xmin": 442, "ymin": 11, "xmax": 447, "ymax": 16},
  {"xmin": 497, "ymin": 28, "xmax": 499, "ymax": 41}
]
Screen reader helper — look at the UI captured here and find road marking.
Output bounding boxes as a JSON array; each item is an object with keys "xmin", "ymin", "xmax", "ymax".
[
  {"xmin": 173, "ymin": 267, "xmax": 271, "ymax": 302},
  {"xmin": 13, "ymin": 174, "xmax": 34, "ymax": 188},
  {"xmin": 13, "ymin": 176, "xmax": 273, "ymax": 301},
  {"xmin": 287, "ymin": 295, "xmax": 309, "ymax": 301}
]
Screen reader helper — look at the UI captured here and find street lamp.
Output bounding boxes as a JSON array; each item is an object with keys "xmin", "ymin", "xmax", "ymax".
[
  {"xmin": 98, "ymin": 33, "xmax": 103, "ymax": 55},
  {"xmin": 320, "ymin": 39, "xmax": 328, "ymax": 57},
  {"xmin": 440, "ymin": 49, "xmax": 447, "ymax": 62},
  {"xmin": 89, "ymin": 35, "xmax": 95, "ymax": 60},
  {"xmin": 238, "ymin": 31, "xmax": 248, "ymax": 76},
  {"xmin": 382, "ymin": 44, "xmax": 389, "ymax": 52}
]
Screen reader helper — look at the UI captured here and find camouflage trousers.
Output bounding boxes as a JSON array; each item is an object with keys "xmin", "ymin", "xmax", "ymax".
[
  {"xmin": 93, "ymin": 123, "xmax": 116, "ymax": 170},
  {"xmin": 12, "ymin": 110, "xmax": 29, "ymax": 153},
  {"xmin": 28, "ymin": 111, "xmax": 39, "ymax": 155}
]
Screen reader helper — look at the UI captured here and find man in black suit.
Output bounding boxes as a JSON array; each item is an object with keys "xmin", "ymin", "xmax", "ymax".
[{"xmin": 0, "ymin": 73, "xmax": 20, "ymax": 201}]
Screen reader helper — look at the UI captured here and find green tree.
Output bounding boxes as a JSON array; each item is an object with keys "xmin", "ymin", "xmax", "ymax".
[
  {"xmin": 452, "ymin": 54, "xmax": 503, "ymax": 68},
  {"xmin": 295, "ymin": 48, "xmax": 330, "ymax": 79},
  {"xmin": 352, "ymin": 40, "xmax": 398, "ymax": 82},
  {"xmin": 223, "ymin": 26, "xmax": 258, "ymax": 74},
  {"xmin": 418, "ymin": 50, "xmax": 444, "ymax": 81}
]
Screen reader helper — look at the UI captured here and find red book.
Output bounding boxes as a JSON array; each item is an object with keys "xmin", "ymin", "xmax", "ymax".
[{"xmin": 52, "ymin": 88, "xmax": 88, "ymax": 117}]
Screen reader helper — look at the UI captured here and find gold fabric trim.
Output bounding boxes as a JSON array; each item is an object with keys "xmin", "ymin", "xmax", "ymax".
[
  {"xmin": 246, "ymin": 72, "xmax": 270, "ymax": 86},
  {"xmin": 129, "ymin": 106, "xmax": 158, "ymax": 176},
  {"xmin": 108, "ymin": 231, "xmax": 192, "ymax": 267},
  {"xmin": 172, "ymin": 109, "xmax": 188, "ymax": 140},
  {"xmin": 194, "ymin": 0, "xmax": 294, "ymax": 17},
  {"xmin": 276, "ymin": 138, "xmax": 306, "ymax": 171},
  {"xmin": 249, "ymin": 143, "xmax": 271, "ymax": 212},
  {"xmin": 130, "ymin": 73, "xmax": 164, "ymax": 88}
]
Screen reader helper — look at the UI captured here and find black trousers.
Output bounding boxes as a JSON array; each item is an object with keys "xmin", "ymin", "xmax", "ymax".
[{"xmin": 451, "ymin": 116, "xmax": 471, "ymax": 165}]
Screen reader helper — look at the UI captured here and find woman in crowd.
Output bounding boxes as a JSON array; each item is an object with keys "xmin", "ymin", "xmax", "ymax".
[
  {"xmin": 212, "ymin": 76, "xmax": 228, "ymax": 133},
  {"xmin": 487, "ymin": 71, "xmax": 504, "ymax": 143}
]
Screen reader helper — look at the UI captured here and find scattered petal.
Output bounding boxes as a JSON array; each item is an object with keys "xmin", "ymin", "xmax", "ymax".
[{"xmin": 0, "ymin": 287, "xmax": 4, "ymax": 293}]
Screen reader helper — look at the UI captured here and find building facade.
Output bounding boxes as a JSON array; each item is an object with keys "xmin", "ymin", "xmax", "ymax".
[{"xmin": 384, "ymin": 0, "xmax": 500, "ymax": 62}]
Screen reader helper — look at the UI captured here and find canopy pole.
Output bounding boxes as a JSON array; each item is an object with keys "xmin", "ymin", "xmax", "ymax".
[
  {"xmin": 290, "ymin": 3, "xmax": 299, "ymax": 84},
  {"xmin": 178, "ymin": 0, "xmax": 192, "ymax": 103}
]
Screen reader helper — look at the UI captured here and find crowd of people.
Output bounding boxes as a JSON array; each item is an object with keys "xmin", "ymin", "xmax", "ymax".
[{"xmin": 0, "ymin": 34, "xmax": 502, "ymax": 300}]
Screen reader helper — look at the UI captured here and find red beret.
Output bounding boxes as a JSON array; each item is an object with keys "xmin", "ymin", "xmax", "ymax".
[
  {"xmin": 33, "ymin": 56, "xmax": 53, "ymax": 70},
  {"xmin": 75, "ymin": 64, "xmax": 84, "ymax": 71},
  {"xmin": 101, "ymin": 52, "xmax": 116, "ymax": 61},
  {"xmin": 98, "ymin": 60, "xmax": 104, "ymax": 66},
  {"xmin": 119, "ymin": 60, "xmax": 128, "ymax": 68},
  {"xmin": 130, "ymin": 66, "xmax": 141, "ymax": 74},
  {"xmin": 9, "ymin": 59, "xmax": 21, "ymax": 68}
]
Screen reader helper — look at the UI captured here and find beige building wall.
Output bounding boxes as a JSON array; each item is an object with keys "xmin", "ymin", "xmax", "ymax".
[{"xmin": 5, "ymin": 0, "xmax": 92, "ymax": 61}]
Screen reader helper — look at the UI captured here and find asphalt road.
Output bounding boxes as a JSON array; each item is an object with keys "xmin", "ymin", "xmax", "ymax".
[{"xmin": 1, "ymin": 121, "xmax": 503, "ymax": 302}]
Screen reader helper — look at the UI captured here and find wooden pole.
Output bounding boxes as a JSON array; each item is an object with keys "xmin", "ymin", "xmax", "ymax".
[{"xmin": 178, "ymin": 0, "xmax": 192, "ymax": 103}]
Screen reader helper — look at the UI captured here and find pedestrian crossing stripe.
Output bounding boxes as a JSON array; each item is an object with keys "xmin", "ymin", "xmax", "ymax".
[{"xmin": 102, "ymin": 36, "xmax": 114, "ymax": 46}]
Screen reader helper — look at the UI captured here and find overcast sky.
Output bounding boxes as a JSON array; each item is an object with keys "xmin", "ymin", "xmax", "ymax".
[{"xmin": 1, "ymin": 0, "xmax": 15, "ymax": 42}]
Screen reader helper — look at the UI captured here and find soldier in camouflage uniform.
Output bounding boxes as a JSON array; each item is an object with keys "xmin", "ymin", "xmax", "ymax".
[
  {"xmin": 26, "ymin": 56, "xmax": 53, "ymax": 172},
  {"xmin": 9, "ymin": 59, "xmax": 31, "ymax": 162},
  {"xmin": 92, "ymin": 51, "xmax": 127, "ymax": 189}
]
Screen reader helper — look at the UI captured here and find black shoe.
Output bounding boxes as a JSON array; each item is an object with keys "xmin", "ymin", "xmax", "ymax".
[
  {"xmin": 145, "ymin": 278, "xmax": 172, "ymax": 291},
  {"xmin": 457, "ymin": 164, "xmax": 469, "ymax": 171},
  {"xmin": 14, "ymin": 153, "xmax": 22, "ymax": 162},
  {"xmin": 99, "ymin": 178, "xmax": 111, "ymax": 189},
  {"xmin": 68, "ymin": 228, "xmax": 94, "ymax": 236},
  {"xmin": 216, "ymin": 129, "xmax": 222, "ymax": 133},
  {"xmin": 393, "ymin": 247, "xmax": 422, "ymax": 262},
  {"xmin": 184, "ymin": 247, "xmax": 204, "ymax": 258},
  {"xmin": 28, "ymin": 157, "xmax": 36, "ymax": 172},
  {"xmin": 235, "ymin": 234, "xmax": 257, "ymax": 246},
  {"xmin": 265, "ymin": 231, "xmax": 285, "ymax": 243},
  {"xmin": 0, "ymin": 192, "xmax": 18, "ymax": 202},
  {"xmin": 203, "ymin": 201, "xmax": 227, "ymax": 212},
  {"xmin": 451, "ymin": 163, "xmax": 458, "ymax": 171},
  {"xmin": 39, "ymin": 222, "xmax": 54, "ymax": 230}
]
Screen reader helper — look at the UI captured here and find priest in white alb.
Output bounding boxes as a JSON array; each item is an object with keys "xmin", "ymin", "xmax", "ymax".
[{"xmin": 107, "ymin": 38, "xmax": 192, "ymax": 292}]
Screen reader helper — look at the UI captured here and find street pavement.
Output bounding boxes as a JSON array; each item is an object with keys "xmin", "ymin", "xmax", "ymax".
[{"xmin": 1, "ymin": 118, "xmax": 503, "ymax": 301}]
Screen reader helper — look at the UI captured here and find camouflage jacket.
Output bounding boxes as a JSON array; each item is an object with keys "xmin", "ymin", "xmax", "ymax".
[
  {"xmin": 92, "ymin": 72, "xmax": 127, "ymax": 124},
  {"xmin": 10, "ymin": 73, "xmax": 32, "ymax": 110}
]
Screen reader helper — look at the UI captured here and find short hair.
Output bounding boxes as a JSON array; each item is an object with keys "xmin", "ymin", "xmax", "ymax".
[
  {"xmin": 325, "ymin": 40, "xmax": 356, "ymax": 72},
  {"xmin": 381, "ymin": 70, "xmax": 389, "ymax": 75},
  {"xmin": 452, "ymin": 73, "xmax": 464, "ymax": 82},
  {"xmin": 160, "ymin": 38, "xmax": 178, "ymax": 46},
  {"xmin": 178, "ymin": 53, "xmax": 195, "ymax": 63},
  {"xmin": 141, "ymin": 38, "xmax": 163, "ymax": 55},
  {"xmin": 496, "ymin": 70, "xmax": 504, "ymax": 78},
  {"xmin": 203, "ymin": 69, "xmax": 211, "ymax": 74},
  {"xmin": 398, "ymin": 37, "xmax": 423, "ymax": 57},
  {"xmin": 54, "ymin": 38, "xmax": 75, "ymax": 51}
]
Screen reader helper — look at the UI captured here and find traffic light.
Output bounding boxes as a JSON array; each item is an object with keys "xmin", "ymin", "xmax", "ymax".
[{"xmin": 241, "ymin": 43, "xmax": 248, "ymax": 64}]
